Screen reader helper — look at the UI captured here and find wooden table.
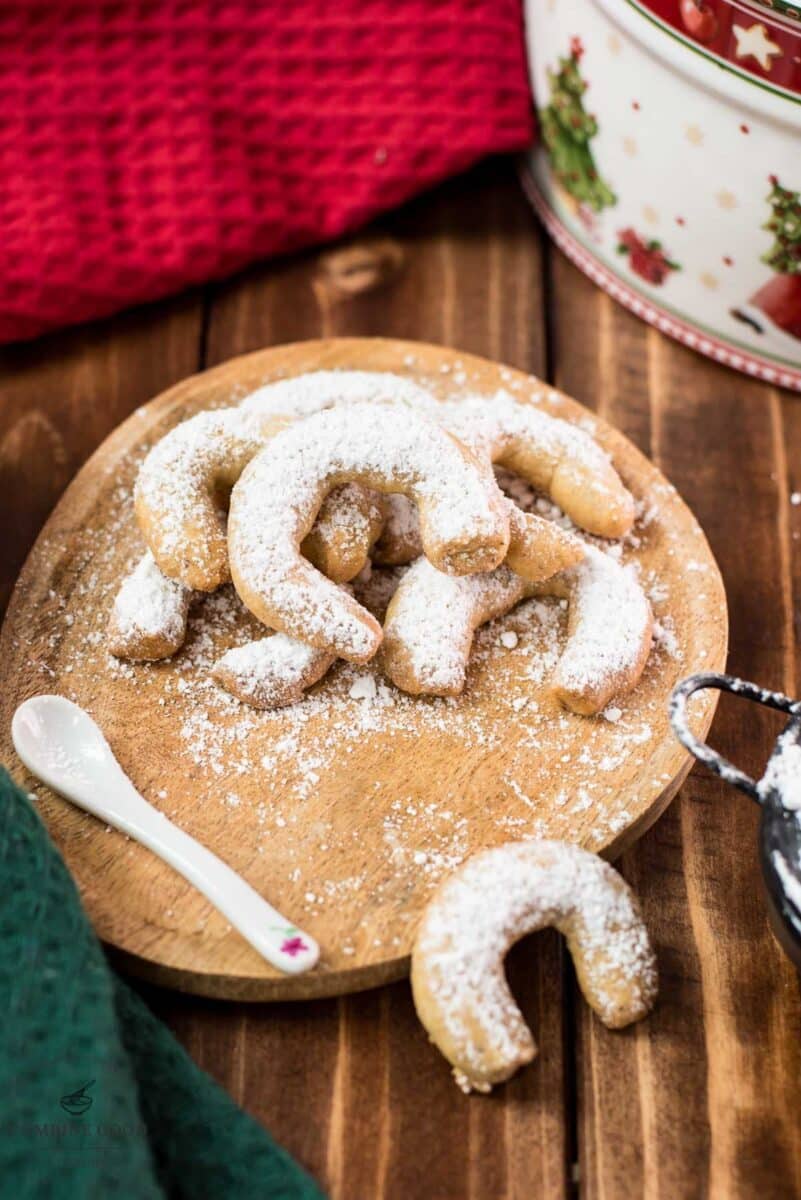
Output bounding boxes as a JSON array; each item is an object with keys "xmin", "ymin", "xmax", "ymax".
[{"xmin": 2, "ymin": 159, "xmax": 799, "ymax": 1198}]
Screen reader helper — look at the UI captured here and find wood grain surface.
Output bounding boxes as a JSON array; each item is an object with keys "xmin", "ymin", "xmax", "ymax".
[{"xmin": 1, "ymin": 160, "xmax": 799, "ymax": 1197}]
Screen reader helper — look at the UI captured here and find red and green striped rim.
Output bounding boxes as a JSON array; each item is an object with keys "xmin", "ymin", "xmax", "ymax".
[{"xmin": 620, "ymin": 0, "xmax": 801, "ymax": 104}]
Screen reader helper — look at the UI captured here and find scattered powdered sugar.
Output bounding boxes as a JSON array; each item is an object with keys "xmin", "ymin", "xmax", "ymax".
[
  {"xmin": 41, "ymin": 517, "xmax": 673, "ymax": 947},
  {"xmin": 349, "ymin": 674, "xmax": 378, "ymax": 701},
  {"xmin": 653, "ymin": 617, "xmax": 682, "ymax": 661},
  {"xmin": 413, "ymin": 840, "xmax": 657, "ymax": 1091}
]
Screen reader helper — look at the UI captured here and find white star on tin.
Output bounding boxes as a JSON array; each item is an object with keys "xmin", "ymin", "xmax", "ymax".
[{"xmin": 733, "ymin": 22, "xmax": 782, "ymax": 72}]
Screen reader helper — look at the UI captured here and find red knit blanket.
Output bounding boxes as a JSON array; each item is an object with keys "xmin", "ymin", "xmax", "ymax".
[{"xmin": 0, "ymin": 1, "xmax": 534, "ymax": 343}]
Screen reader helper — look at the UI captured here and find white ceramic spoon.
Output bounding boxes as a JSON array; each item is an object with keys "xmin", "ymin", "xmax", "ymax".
[{"xmin": 11, "ymin": 695, "xmax": 319, "ymax": 975}]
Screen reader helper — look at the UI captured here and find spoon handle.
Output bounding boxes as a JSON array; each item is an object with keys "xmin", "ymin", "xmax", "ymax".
[
  {"xmin": 23, "ymin": 760, "xmax": 318, "ymax": 976},
  {"xmin": 115, "ymin": 795, "xmax": 318, "ymax": 975}
]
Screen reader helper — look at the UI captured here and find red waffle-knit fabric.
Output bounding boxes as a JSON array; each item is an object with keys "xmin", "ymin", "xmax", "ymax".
[{"xmin": 0, "ymin": 2, "xmax": 534, "ymax": 343}]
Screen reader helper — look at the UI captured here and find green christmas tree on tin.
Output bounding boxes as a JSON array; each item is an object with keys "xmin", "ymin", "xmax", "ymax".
[
  {"xmin": 540, "ymin": 37, "xmax": 616, "ymax": 214},
  {"xmin": 733, "ymin": 176, "xmax": 801, "ymax": 342},
  {"xmin": 762, "ymin": 176, "xmax": 801, "ymax": 276}
]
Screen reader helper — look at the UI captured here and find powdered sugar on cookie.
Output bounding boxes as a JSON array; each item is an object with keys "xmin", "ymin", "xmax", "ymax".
[
  {"xmin": 544, "ymin": 545, "xmax": 654, "ymax": 715},
  {"xmin": 213, "ymin": 633, "xmax": 334, "ymax": 709},
  {"xmin": 412, "ymin": 840, "xmax": 657, "ymax": 1091},
  {"xmin": 382, "ymin": 544, "xmax": 652, "ymax": 715},
  {"xmin": 107, "ymin": 551, "xmax": 192, "ymax": 661},
  {"xmin": 241, "ymin": 369, "xmax": 438, "ymax": 420},
  {"xmin": 135, "ymin": 407, "xmax": 271, "ymax": 590},
  {"xmin": 228, "ymin": 401, "xmax": 509, "ymax": 659}
]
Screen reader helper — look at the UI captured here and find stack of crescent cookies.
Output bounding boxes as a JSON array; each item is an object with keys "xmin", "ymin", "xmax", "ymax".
[
  {"xmin": 108, "ymin": 370, "xmax": 654, "ymax": 718},
  {"xmin": 108, "ymin": 368, "xmax": 660, "ymax": 1092}
]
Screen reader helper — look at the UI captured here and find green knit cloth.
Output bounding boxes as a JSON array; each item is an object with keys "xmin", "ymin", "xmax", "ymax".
[{"xmin": 0, "ymin": 767, "xmax": 325, "ymax": 1200}]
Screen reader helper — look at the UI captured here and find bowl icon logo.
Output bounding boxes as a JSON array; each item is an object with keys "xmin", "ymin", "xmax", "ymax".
[{"xmin": 60, "ymin": 1080, "xmax": 95, "ymax": 1116}]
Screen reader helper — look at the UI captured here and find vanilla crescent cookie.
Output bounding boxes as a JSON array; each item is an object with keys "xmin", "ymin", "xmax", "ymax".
[
  {"xmin": 211, "ymin": 574, "xmax": 396, "ymax": 708},
  {"xmin": 505, "ymin": 501, "xmax": 585, "ymax": 581},
  {"xmin": 446, "ymin": 393, "xmax": 636, "ymax": 540},
  {"xmin": 375, "ymin": 394, "xmax": 635, "ymax": 569},
  {"xmin": 299, "ymin": 483, "xmax": 385, "ymax": 584},
  {"xmin": 228, "ymin": 403, "xmax": 511, "ymax": 662},
  {"xmin": 537, "ymin": 545, "xmax": 653, "ymax": 715},
  {"xmin": 135, "ymin": 408, "xmax": 281, "ymax": 592},
  {"xmin": 411, "ymin": 840, "xmax": 657, "ymax": 1093},
  {"xmin": 107, "ymin": 551, "xmax": 192, "ymax": 661},
  {"xmin": 240, "ymin": 368, "xmax": 438, "ymax": 421},
  {"xmin": 212, "ymin": 633, "xmax": 335, "ymax": 708},
  {"xmin": 372, "ymin": 496, "xmax": 584, "ymax": 579},
  {"xmin": 135, "ymin": 407, "xmax": 384, "ymax": 592},
  {"xmin": 380, "ymin": 544, "xmax": 653, "ymax": 714},
  {"xmin": 375, "ymin": 498, "xmax": 583, "ymax": 581},
  {"xmin": 244, "ymin": 370, "xmax": 635, "ymax": 545}
]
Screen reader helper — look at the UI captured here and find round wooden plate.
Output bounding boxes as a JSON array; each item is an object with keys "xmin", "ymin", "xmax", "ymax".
[{"xmin": 0, "ymin": 338, "xmax": 727, "ymax": 1001}]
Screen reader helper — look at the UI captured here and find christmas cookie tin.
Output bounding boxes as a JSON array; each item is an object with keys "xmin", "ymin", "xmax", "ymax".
[{"xmin": 522, "ymin": 0, "xmax": 801, "ymax": 390}]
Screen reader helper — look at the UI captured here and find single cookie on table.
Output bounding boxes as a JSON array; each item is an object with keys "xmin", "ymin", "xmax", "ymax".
[
  {"xmin": 380, "ymin": 544, "xmax": 653, "ymax": 714},
  {"xmin": 227, "ymin": 402, "xmax": 511, "ymax": 664},
  {"xmin": 134, "ymin": 406, "xmax": 385, "ymax": 593},
  {"xmin": 411, "ymin": 840, "xmax": 657, "ymax": 1094},
  {"xmin": 107, "ymin": 551, "xmax": 192, "ymax": 661}
]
